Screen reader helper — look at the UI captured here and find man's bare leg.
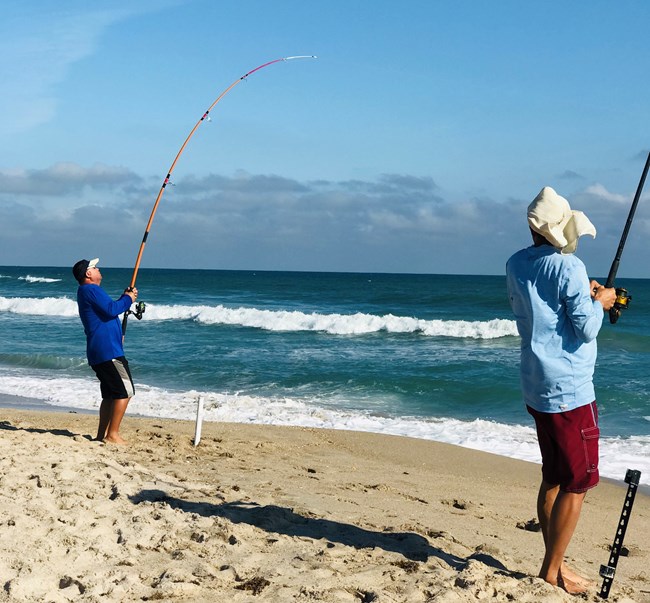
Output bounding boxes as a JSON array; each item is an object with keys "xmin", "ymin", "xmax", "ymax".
[
  {"xmin": 98, "ymin": 397, "xmax": 130, "ymax": 444},
  {"xmin": 96, "ymin": 398, "xmax": 113, "ymax": 441},
  {"xmin": 537, "ymin": 481, "xmax": 590, "ymax": 593}
]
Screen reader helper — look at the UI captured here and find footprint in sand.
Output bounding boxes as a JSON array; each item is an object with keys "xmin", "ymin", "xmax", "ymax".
[{"xmin": 442, "ymin": 498, "xmax": 474, "ymax": 511}]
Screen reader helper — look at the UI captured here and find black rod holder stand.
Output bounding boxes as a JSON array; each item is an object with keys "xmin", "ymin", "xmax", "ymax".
[{"xmin": 599, "ymin": 469, "xmax": 641, "ymax": 599}]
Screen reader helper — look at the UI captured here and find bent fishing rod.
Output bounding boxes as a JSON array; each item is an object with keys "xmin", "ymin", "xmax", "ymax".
[
  {"xmin": 122, "ymin": 55, "xmax": 317, "ymax": 335},
  {"xmin": 604, "ymin": 150, "xmax": 650, "ymax": 324}
]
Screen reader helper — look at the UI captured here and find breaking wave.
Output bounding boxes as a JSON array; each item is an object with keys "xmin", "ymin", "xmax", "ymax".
[
  {"xmin": 146, "ymin": 303, "xmax": 518, "ymax": 338},
  {"xmin": 0, "ymin": 296, "xmax": 518, "ymax": 339},
  {"xmin": 0, "ymin": 296, "xmax": 78, "ymax": 317}
]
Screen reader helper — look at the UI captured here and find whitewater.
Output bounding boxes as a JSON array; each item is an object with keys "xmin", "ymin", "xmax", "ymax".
[{"xmin": 0, "ymin": 295, "xmax": 518, "ymax": 338}]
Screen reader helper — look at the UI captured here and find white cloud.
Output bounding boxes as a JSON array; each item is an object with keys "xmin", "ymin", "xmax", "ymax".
[
  {"xmin": 583, "ymin": 183, "xmax": 628, "ymax": 204},
  {"xmin": 0, "ymin": 2, "xmax": 176, "ymax": 134},
  {"xmin": 1, "ymin": 162, "xmax": 647, "ymax": 276},
  {"xmin": 0, "ymin": 162, "xmax": 141, "ymax": 196}
]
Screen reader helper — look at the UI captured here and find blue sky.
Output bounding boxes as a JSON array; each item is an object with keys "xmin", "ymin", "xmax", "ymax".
[{"xmin": 1, "ymin": 0, "xmax": 649, "ymax": 277}]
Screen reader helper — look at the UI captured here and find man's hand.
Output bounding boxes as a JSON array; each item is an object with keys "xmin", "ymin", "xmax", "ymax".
[
  {"xmin": 125, "ymin": 286, "xmax": 138, "ymax": 303},
  {"xmin": 590, "ymin": 280, "xmax": 616, "ymax": 311}
]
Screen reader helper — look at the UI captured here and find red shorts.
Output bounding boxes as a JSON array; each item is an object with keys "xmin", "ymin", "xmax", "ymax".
[{"xmin": 527, "ymin": 402, "xmax": 600, "ymax": 493}]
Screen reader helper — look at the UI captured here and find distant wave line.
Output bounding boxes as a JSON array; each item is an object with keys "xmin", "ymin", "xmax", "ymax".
[
  {"xmin": 18, "ymin": 275, "xmax": 62, "ymax": 283},
  {"xmin": 0, "ymin": 296, "xmax": 518, "ymax": 339},
  {"xmin": 0, "ymin": 274, "xmax": 63, "ymax": 282}
]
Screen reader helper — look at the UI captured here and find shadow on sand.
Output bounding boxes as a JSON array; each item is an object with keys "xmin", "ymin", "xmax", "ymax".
[
  {"xmin": 129, "ymin": 488, "xmax": 526, "ymax": 577},
  {"xmin": 0, "ymin": 419, "xmax": 86, "ymax": 439}
]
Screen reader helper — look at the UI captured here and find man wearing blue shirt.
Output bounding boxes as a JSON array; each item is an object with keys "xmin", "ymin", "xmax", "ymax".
[
  {"xmin": 73, "ymin": 258, "xmax": 138, "ymax": 444},
  {"xmin": 506, "ymin": 187, "xmax": 615, "ymax": 594}
]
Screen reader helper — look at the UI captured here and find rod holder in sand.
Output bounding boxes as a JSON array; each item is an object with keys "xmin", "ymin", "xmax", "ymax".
[
  {"xmin": 599, "ymin": 468, "xmax": 641, "ymax": 598},
  {"xmin": 193, "ymin": 396, "xmax": 205, "ymax": 447}
]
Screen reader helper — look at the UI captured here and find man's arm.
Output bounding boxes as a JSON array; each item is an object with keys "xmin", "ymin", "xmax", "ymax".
[
  {"xmin": 562, "ymin": 265, "xmax": 609, "ymax": 343},
  {"xmin": 590, "ymin": 280, "xmax": 616, "ymax": 310},
  {"xmin": 87, "ymin": 286, "xmax": 134, "ymax": 319}
]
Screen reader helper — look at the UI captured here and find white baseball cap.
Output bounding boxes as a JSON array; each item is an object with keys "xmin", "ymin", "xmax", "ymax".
[{"xmin": 72, "ymin": 257, "xmax": 100, "ymax": 282}]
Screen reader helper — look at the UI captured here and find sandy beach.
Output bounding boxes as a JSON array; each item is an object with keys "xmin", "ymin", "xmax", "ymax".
[{"xmin": 0, "ymin": 407, "xmax": 648, "ymax": 602}]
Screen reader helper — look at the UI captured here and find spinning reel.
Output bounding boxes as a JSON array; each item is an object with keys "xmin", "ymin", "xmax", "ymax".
[
  {"xmin": 127, "ymin": 300, "xmax": 146, "ymax": 321},
  {"xmin": 121, "ymin": 291, "xmax": 146, "ymax": 335},
  {"xmin": 608, "ymin": 288, "xmax": 631, "ymax": 325}
]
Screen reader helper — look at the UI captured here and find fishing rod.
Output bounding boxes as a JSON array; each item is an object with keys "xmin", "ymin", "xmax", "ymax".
[
  {"xmin": 604, "ymin": 150, "xmax": 650, "ymax": 324},
  {"xmin": 122, "ymin": 55, "xmax": 317, "ymax": 335}
]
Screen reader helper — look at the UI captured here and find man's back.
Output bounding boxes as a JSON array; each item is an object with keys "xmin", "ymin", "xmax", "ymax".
[{"xmin": 506, "ymin": 244, "xmax": 603, "ymax": 413}]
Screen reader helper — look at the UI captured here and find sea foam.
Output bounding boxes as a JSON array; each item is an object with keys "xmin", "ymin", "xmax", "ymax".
[
  {"xmin": 0, "ymin": 296, "xmax": 518, "ymax": 339},
  {"xmin": 0, "ymin": 372, "xmax": 647, "ymax": 486}
]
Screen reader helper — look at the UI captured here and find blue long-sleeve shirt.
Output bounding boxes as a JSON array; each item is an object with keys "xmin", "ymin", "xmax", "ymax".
[
  {"xmin": 506, "ymin": 244, "xmax": 605, "ymax": 413},
  {"xmin": 77, "ymin": 284, "xmax": 132, "ymax": 365}
]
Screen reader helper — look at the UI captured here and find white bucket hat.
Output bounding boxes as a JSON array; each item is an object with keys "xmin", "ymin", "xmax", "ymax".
[{"xmin": 527, "ymin": 186, "xmax": 596, "ymax": 254}]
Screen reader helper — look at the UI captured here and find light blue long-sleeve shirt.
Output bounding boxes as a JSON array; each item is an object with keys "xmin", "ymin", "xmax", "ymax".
[{"xmin": 506, "ymin": 244, "xmax": 605, "ymax": 413}]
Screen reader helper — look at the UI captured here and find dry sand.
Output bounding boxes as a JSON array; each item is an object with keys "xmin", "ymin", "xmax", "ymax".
[{"xmin": 0, "ymin": 407, "xmax": 648, "ymax": 602}]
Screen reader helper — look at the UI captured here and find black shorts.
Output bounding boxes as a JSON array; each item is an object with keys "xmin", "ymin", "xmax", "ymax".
[{"xmin": 91, "ymin": 356, "xmax": 135, "ymax": 400}]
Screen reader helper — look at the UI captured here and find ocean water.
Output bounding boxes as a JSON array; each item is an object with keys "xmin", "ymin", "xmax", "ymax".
[{"xmin": 1, "ymin": 266, "xmax": 649, "ymax": 485}]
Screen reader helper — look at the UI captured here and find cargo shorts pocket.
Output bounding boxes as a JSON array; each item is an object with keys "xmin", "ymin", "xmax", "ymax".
[{"xmin": 581, "ymin": 426, "xmax": 600, "ymax": 474}]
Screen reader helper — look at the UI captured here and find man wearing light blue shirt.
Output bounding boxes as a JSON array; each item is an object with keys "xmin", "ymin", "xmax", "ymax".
[{"xmin": 506, "ymin": 187, "xmax": 615, "ymax": 594}]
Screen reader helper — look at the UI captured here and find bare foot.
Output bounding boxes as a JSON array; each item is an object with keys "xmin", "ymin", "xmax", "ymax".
[
  {"xmin": 103, "ymin": 434, "xmax": 128, "ymax": 445},
  {"xmin": 561, "ymin": 564, "xmax": 594, "ymax": 590},
  {"xmin": 557, "ymin": 572, "xmax": 589, "ymax": 595}
]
